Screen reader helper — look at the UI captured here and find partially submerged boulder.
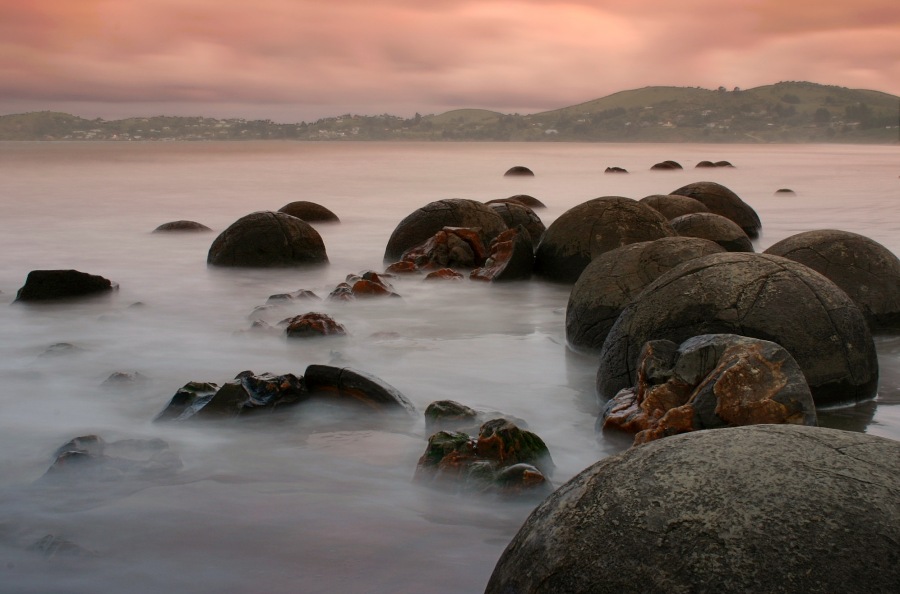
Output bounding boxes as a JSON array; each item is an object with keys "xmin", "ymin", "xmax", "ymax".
[
  {"xmin": 669, "ymin": 212, "xmax": 754, "ymax": 252},
  {"xmin": 304, "ymin": 365, "xmax": 416, "ymax": 413},
  {"xmin": 600, "ymin": 334, "xmax": 817, "ymax": 444},
  {"xmin": 639, "ymin": 194, "xmax": 711, "ymax": 220},
  {"xmin": 486, "ymin": 425, "xmax": 900, "ymax": 594},
  {"xmin": 597, "ymin": 252, "xmax": 879, "ymax": 407},
  {"xmin": 470, "ymin": 226, "xmax": 534, "ymax": 282},
  {"xmin": 43, "ymin": 435, "xmax": 182, "ymax": 482},
  {"xmin": 328, "ymin": 271, "xmax": 400, "ymax": 300},
  {"xmin": 650, "ymin": 160, "xmax": 682, "ymax": 170},
  {"xmin": 487, "ymin": 201, "xmax": 545, "ymax": 247},
  {"xmin": 503, "ymin": 166, "xmax": 534, "ymax": 177},
  {"xmin": 670, "ymin": 181, "xmax": 762, "ymax": 238},
  {"xmin": 485, "ymin": 195, "xmax": 546, "ymax": 209},
  {"xmin": 534, "ymin": 197, "xmax": 676, "ymax": 283},
  {"xmin": 277, "ymin": 200, "xmax": 340, "ymax": 223},
  {"xmin": 14, "ymin": 269, "xmax": 117, "ymax": 302},
  {"xmin": 152, "ymin": 220, "xmax": 212, "ymax": 232},
  {"xmin": 396, "ymin": 227, "xmax": 488, "ymax": 271},
  {"xmin": 283, "ymin": 312, "xmax": 347, "ymax": 338},
  {"xmin": 207, "ymin": 211, "xmax": 328, "ymax": 267}
]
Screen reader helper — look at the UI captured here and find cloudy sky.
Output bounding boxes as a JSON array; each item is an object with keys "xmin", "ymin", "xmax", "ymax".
[{"xmin": 2, "ymin": 0, "xmax": 899, "ymax": 122}]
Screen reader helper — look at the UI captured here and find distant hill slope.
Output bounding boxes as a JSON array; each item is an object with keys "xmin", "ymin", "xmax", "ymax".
[{"xmin": 2, "ymin": 82, "xmax": 897, "ymax": 143}]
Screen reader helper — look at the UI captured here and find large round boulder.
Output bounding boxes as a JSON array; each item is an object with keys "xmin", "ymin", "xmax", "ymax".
[
  {"xmin": 670, "ymin": 181, "xmax": 762, "ymax": 238},
  {"xmin": 207, "ymin": 211, "xmax": 328, "ymax": 267},
  {"xmin": 152, "ymin": 220, "xmax": 212, "ymax": 232},
  {"xmin": 277, "ymin": 201, "xmax": 340, "ymax": 223},
  {"xmin": 566, "ymin": 237, "xmax": 724, "ymax": 352},
  {"xmin": 487, "ymin": 201, "xmax": 545, "ymax": 248},
  {"xmin": 597, "ymin": 252, "xmax": 878, "ymax": 407},
  {"xmin": 485, "ymin": 424, "xmax": 900, "ymax": 594},
  {"xmin": 669, "ymin": 212, "xmax": 754, "ymax": 252},
  {"xmin": 639, "ymin": 194, "xmax": 710, "ymax": 220},
  {"xmin": 383, "ymin": 199, "xmax": 507, "ymax": 262},
  {"xmin": 485, "ymin": 194, "xmax": 546, "ymax": 209},
  {"xmin": 14, "ymin": 269, "xmax": 118, "ymax": 302},
  {"xmin": 534, "ymin": 197, "xmax": 676, "ymax": 283},
  {"xmin": 764, "ymin": 229, "xmax": 900, "ymax": 331}
]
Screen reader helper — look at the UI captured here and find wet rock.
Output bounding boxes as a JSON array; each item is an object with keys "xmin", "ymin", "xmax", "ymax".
[
  {"xmin": 392, "ymin": 226, "xmax": 488, "ymax": 272},
  {"xmin": 193, "ymin": 371, "xmax": 306, "ymax": 419},
  {"xmin": 487, "ymin": 201, "xmax": 545, "ymax": 247},
  {"xmin": 383, "ymin": 260, "xmax": 419, "ymax": 275},
  {"xmin": 534, "ymin": 196, "xmax": 676, "ymax": 283},
  {"xmin": 486, "ymin": 195, "xmax": 547, "ymax": 209},
  {"xmin": 503, "ymin": 165, "xmax": 534, "ymax": 177},
  {"xmin": 695, "ymin": 160, "xmax": 735, "ymax": 168},
  {"xmin": 670, "ymin": 181, "xmax": 762, "ymax": 238},
  {"xmin": 14, "ymin": 269, "xmax": 118, "ymax": 302},
  {"xmin": 154, "ymin": 381, "xmax": 220, "ymax": 421},
  {"xmin": 470, "ymin": 226, "xmax": 534, "ymax": 282},
  {"xmin": 639, "ymin": 193, "xmax": 711, "ymax": 220},
  {"xmin": 266, "ymin": 289, "xmax": 320, "ymax": 304},
  {"xmin": 764, "ymin": 229, "xmax": 900, "ymax": 331},
  {"xmin": 424, "ymin": 400, "xmax": 479, "ymax": 434},
  {"xmin": 43, "ymin": 435, "xmax": 182, "ymax": 482},
  {"xmin": 600, "ymin": 334, "xmax": 817, "ymax": 444},
  {"xmin": 415, "ymin": 419, "xmax": 553, "ymax": 496},
  {"xmin": 669, "ymin": 212, "xmax": 754, "ymax": 252},
  {"xmin": 328, "ymin": 271, "xmax": 400, "ymax": 300},
  {"xmin": 597, "ymin": 252, "xmax": 879, "ymax": 407},
  {"xmin": 207, "ymin": 210, "xmax": 328, "ymax": 267},
  {"xmin": 485, "ymin": 425, "xmax": 900, "ymax": 594},
  {"xmin": 604, "ymin": 166, "xmax": 628, "ymax": 174},
  {"xmin": 39, "ymin": 342, "xmax": 84, "ymax": 357},
  {"xmin": 775, "ymin": 188, "xmax": 796, "ymax": 196},
  {"xmin": 277, "ymin": 200, "xmax": 340, "ymax": 223},
  {"xmin": 283, "ymin": 312, "xmax": 347, "ymax": 338},
  {"xmin": 383, "ymin": 199, "xmax": 507, "ymax": 262},
  {"xmin": 566, "ymin": 237, "xmax": 725, "ymax": 353},
  {"xmin": 152, "ymin": 220, "xmax": 212, "ymax": 232},
  {"xmin": 650, "ymin": 160, "xmax": 683, "ymax": 170},
  {"xmin": 304, "ymin": 364, "xmax": 416, "ymax": 413},
  {"xmin": 29, "ymin": 534, "xmax": 97, "ymax": 559},
  {"xmin": 424, "ymin": 268, "xmax": 464, "ymax": 281},
  {"xmin": 101, "ymin": 371, "xmax": 150, "ymax": 387}
]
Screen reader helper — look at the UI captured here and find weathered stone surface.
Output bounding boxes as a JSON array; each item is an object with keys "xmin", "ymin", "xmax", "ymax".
[
  {"xmin": 670, "ymin": 181, "xmax": 762, "ymax": 238},
  {"xmin": 650, "ymin": 160, "xmax": 682, "ymax": 170},
  {"xmin": 487, "ymin": 201, "xmax": 545, "ymax": 247},
  {"xmin": 486, "ymin": 194, "xmax": 546, "ymax": 209},
  {"xmin": 485, "ymin": 425, "xmax": 900, "ymax": 594},
  {"xmin": 764, "ymin": 229, "xmax": 900, "ymax": 331},
  {"xmin": 424, "ymin": 400, "xmax": 479, "ymax": 434},
  {"xmin": 639, "ymin": 193, "xmax": 711, "ymax": 220},
  {"xmin": 283, "ymin": 312, "xmax": 347, "ymax": 338},
  {"xmin": 397, "ymin": 227, "xmax": 488, "ymax": 271},
  {"xmin": 277, "ymin": 200, "xmax": 340, "ymax": 223},
  {"xmin": 566, "ymin": 237, "xmax": 725, "ymax": 353},
  {"xmin": 415, "ymin": 419, "xmax": 553, "ymax": 496},
  {"xmin": 503, "ymin": 166, "xmax": 534, "ymax": 177},
  {"xmin": 534, "ymin": 196, "xmax": 677, "ymax": 283},
  {"xmin": 207, "ymin": 211, "xmax": 328, "ymax": 267},
  {"xmin": 14, "ymin": 269, "xmax": 117, "ymax": 302},
  {"xmin": 670, "ymin": 212, "xmax": 754, "ymax": 252},
  {"xmin": 152, "ymin": 220, "xmax": 212, "ymax": 232},
  {"xmin": 191, "ymin": 371, "xmax": 306, "ymax": 419},
  {"xmin": 303, "ymin": 364, "xmax": 416, "ymax": 413},
  {"xmin": 597, "ymin": 252, "xmax": 879, "ymax": 407},
  {"xmin": 383, "ymin": 199, "xmax": 507, "ymax": 262},
  {"xmin": 696, "ymin": 160, "xmax": 735, "ymax": 168},
  {"xmin": 267, "ymin": 289, "xmax": 320, "ymax": 304},
  {"xmin": 604, "ymin": 166, "xmax": 628, "ymax": 174},
  {"xmin": 43, "ymin": 435, "xmax": 182, "ymax": 481},
  {"xmin": 424, "ymin": 268, "xmax": 464, "ymax": 281},
  {"xmin": 327, "ymin": 271, "xmax": 400, "ymax": 300},
  {"xmin": 601, "ymin": 334, "xmax": 817, "ymax": 444},
  {"xmin": 154, "ymin": 381, "xmax": 220, "ymax": 421},
  {"xmin": 470, "ymin": 226, "xmax": 534, "ymax": 282}
]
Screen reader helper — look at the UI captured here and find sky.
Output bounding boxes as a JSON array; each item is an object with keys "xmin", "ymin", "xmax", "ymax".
[{"xmin": 2, "ymin": 0, "xmax": 899, "ymax": 123}]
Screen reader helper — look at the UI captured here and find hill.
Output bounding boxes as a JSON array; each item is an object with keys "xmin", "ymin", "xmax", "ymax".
[{"xmin": 1, "ymin": 82, "xmax": 897, "ymax": 143}]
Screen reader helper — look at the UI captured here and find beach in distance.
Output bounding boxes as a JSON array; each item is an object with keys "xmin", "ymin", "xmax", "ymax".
[{"xmin": 0, "ymin": 140, "xmax": 898, "ymax": 593}]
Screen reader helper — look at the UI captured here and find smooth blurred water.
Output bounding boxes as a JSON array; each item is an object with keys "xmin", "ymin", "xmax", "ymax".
[{"xmin": 0, "ymin": 141, "xmax": 897, "ymax": 593}]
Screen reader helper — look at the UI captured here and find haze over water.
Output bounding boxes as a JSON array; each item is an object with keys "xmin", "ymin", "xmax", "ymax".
[{"xmin": 0, "ymin": 141, "xmax": 898, "ymax": 593}]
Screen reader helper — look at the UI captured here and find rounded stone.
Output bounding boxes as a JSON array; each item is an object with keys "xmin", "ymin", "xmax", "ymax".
[
  {"xmin": 485, "ymin": 194, "xmax": 547, "ymax": 209},
  {"xmin": 504, "ymin": 166, "xmax": 534, "ymax": 177},
  {"xmin": 764, "ymin": 229, "xmax": 900, "ymax": 331},
  {"xmin": 534, "ymin": 197, "xmax": 677, "ymax": 284},
  {"xmin": 485, "ymin": 425, "xmax": 900, "ymax": 594},
  {"xmin": 596, "ymin": 252, "xmax": 878, "ymax": 407},
  {"xmin": 207, "ymin": 211, "xmax": 328, "ymax": 267},
  {"xmin": 669, "ymin": 212, "xmax": 754, "ymax": 252},
  {"xmin": 639, "ymin": 194, "xmax": 711, "ymax": 220},
  {"xmin": 152, "ymin": 220, "xmax": 212, "ymax": 232},
  {"xmin": 383, "ymin": 198, "xmax": 507, "ymax": 262},
  {"xmin": 670, "ymin": 181, "xmax": 762, "ymax": 238},
  {"xmin": 566, "ymin": 237, "xmax": 725, "ymax": 353},
  {"xmin": 487, "ymin": 201, "xmax": 545, "ymax": 247},
  {"xmin": 277, "ymin": 201, "xmax": 340, "ymax": 223}
]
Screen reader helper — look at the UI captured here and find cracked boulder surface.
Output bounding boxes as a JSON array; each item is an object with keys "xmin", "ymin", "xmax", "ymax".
[
  {"xmin": 764, "ymin": 229, "xmax": 900, "ymax": 331},
  {"xmin": 600, "ymin": 334, "xmax": 817, "ymax": 444},
  {"xmin": 670, "ymin": 212, "xmax": 754, "ymax": 253},
  {"xmin": 207, "ymin": 210, "xmax": 328, "ymax": 267},
  {"xmin": 485, "ymin": 424, "xmax": 900, "ymax": 594},
  {"xmin": 596, "ymin": 252, "xmax": 878, "ymax": 408},
  {"xmin": 382, "ymin": 198, "xmax": 507, "ymax": 262},
  {"xmin": 639, "ymin": 193, "xmax": 711, "ymax": 220},
  {"xmin": 487, "ymin": 201, "xmax": 546, "ymax": 247},
  {"xmin": 566, "ymin": 237, "xmax": 724, "ymax": 353},
  {"xmin": 670, "ymin": 181, "xmax": 762, "ymax": 238},
  {"xmin": 277, "ymin": 200, "xmax": 340, "ymax": 223},
  {"xmin": 534, "ymin": 196, "xmax": 677, "ymax": 284}
]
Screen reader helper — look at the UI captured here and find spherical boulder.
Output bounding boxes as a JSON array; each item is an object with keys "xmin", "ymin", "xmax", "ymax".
[
  {"xmin": 534, "ymin": 197, "xmax": 676, "ymax": 283},
  {"xmin": 504, "ymin": 165, "xmax": 534, "ymax": 177},
  {"xmin": 485, "ymin": 424, "xmax": 900, "ymax": 594},
  {"xmin": 639, "ymin": 194, "xmax": 710, "ymax": 220},
  {"xmin": 277, "ymin": 201, "xmax": 340, "ymax": 223},
  {"xmin": 207, "ymin": 211, "xmax": 328, "ymax": 267},
  {"xmin": 487, "ymin": 201, "xmax": 545, "ymax": 247},
  {"xmin": 650, "ymin": 160, "xmax": 682, "ymax": 170},
  {"xmin": 566, "ymin": 237, "xmax": 724, "ymax": 353},
  {"xmin": 597, "ymin": 252, "xmax": 878, "ymax": 407},
  {"xmin": 383, "ymin": 199, "xmax": 507, "ymax": 262},
  {"xmin": 670, "ymin": 181, "xmax": 762, "ymax": 238},
  {"xmin": 494, "ymin": 194, "xmax": 546, "ymax": 209},
  {"xmin": 152, "ymin": 220, "xmax": 212, "ymax": 232},
  {"xmin": 669, "ymin": 212, "xmax": 754, "ymax": 252},
  {"xmin": 764, "ymin": 229, "xmax": 900, "ymax": 331}
]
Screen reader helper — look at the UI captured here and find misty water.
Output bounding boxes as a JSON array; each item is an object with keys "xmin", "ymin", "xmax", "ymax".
[{"xmin": 0, "ymin": 141, "xmax": 898, "ymax": 593}]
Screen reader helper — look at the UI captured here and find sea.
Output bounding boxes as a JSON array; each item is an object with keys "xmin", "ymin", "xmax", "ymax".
[{"xmin": 0, "ymin": 141, "xmax": 898, "ymax": 593}]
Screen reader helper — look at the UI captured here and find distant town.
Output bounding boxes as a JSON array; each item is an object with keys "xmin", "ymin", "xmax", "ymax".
[{"xmin": 2, "ymin": 81, "xmax": 898, "ymax": 143}]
